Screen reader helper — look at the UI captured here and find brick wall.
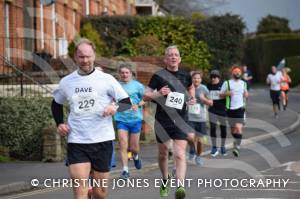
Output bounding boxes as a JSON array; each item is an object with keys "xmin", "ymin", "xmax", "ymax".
[
  {"xmin": 132, "ymin": 56, "xmax": 164, "ymax": 85},
  {"xmin": 0, "ymin": 0, "xmax": 136, "ymax": 74},
  {"xmin": 0, "ymin": 1, "xmax": 25, "ymax": 72}
]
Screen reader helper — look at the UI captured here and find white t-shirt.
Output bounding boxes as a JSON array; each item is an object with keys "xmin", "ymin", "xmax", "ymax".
[
  {"xmin": 53, "ymin": 69, "xmax": 128, "ymax": 144},
  {"xmin": 221, "ymin": 79, "xmax": 247, "ymax": 110},
  {"xmin": 267, "ymin": 72, "xmax": 282, "ymax": 91}
]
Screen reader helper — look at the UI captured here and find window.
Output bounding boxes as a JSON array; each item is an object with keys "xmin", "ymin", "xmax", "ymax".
[
  {"xmin": 85, "ymin": 0, "xmax": 90, "ymax": 15},
  {"xmin": 4, "ymin": 2, "xmax": 10, "ymax": 60},
  {"xmin": 73, "ymin": 10, "xmax": 76, "ymax": 37}
]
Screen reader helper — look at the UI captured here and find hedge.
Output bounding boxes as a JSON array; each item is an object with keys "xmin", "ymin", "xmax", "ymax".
[
  {"xmin": 81, "ymin": 16, "xmax": 138, "ymax": 56},
  {"xmin": 80, "ymin": 14, "xmax": 246, "ymax": 71},
  {"xmin": 286, "ymin": 56, "xmax": 300, "ymax": 87},
  {"xmin": 243, "ymin": 33, "xmax": 300, "ymax": 82},
  {"xmin": 257, "ymin": 15, "xmax": 291, "ymax": 35},
  {"xmin": 193, "ymin": 14, "xmax": 246, "ymax": 69},
  {"xmin": 0, "ymin": 97, "xmax": 53, "ymax": 160}
]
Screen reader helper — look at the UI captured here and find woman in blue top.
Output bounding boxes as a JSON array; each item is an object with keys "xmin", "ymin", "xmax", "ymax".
[{"xmin": 114, "ymin": 64, "xmax": 145, "ymax": 179}]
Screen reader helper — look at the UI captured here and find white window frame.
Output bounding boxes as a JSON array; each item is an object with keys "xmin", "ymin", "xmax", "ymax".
[
  {"xmin": 85, "ymin": 0, "xmax": 90, "ymax": 15},
  {"xmin": 52, "ymin": 3, "xmax": 56, "ymax": 58},
  {"xmin": 4, "ymin": 2, "xmax": 10, "ymax": 60},
  {"xmin": 73, "ymin": 10, "xmax": 76, "ymax": 38},
  {"xmin": 40, "ymin": 2, "xmax": 45, "ymax": 49}
]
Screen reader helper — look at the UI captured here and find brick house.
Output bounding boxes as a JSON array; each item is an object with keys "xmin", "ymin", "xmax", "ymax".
[{"xmin": 0, "ymin": 0, "xmax": 136, "ymax": 73}]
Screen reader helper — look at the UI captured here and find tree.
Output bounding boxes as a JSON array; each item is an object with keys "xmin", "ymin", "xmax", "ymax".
[
  {"xmin": 257, "ymin": 15, "xmax": 291, "ymax": 34},
  {"xmin": 155, "ymin": 0, "xmax": 228, "ymax": 16},
  {"xmin": 194, "ymin": 14, "xmax": 245, "ymax": 69}
]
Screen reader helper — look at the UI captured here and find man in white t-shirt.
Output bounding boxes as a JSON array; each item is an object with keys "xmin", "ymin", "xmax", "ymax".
[
  {"xmin": 266, "ymin": 66, "xmax": 283, "ymax": 118},
  {"xmin": 220, "ymin": 66, "xmax": 248, "ymax": 157},
  {"xmin": 51, "ymin": 38, "xmax": 131, "ymax": 199}
]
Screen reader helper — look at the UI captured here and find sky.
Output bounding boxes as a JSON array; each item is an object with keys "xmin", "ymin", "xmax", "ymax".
[{"xmin": 213, "ymin": 0, "xmax": 300, "ymax": 32}]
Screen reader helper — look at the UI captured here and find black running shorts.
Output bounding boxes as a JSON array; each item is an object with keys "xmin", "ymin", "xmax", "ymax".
[
  {"xmin": 154, "ymin": 117, "xmax": 193, "ymax": 143},
  {"xmin": 67, "ymin": 141, "xmax": 113, "ymax": 172},
  {"xmin": 270, "ymin": 90, "xmax": 281, "ymax": 105},
  {"xmin": 227, "ymin": 108, "xmax": 245, "ymax": 127}
]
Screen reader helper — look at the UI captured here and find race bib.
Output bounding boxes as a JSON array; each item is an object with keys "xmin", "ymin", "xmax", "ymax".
[
  {"xmin": 72, "ymin": 92, "xmax": 100, "ymax": 114},
  {"xmin": 209, "ymin": 90, "xmax": 221, "ymax": 100},
  {"xmin": 188, "ymin": 103, "xmax": 201, "ymax": 114},
  {"xmin": 165, "ymin": 92, "xmax": 185, "ymax": 110},
  {"xmin": 281, "ymin": 82, "xmax": 288, "ymax": 87}
]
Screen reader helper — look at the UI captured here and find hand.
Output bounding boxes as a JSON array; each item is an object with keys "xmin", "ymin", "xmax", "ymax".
[
  {"xmin": 159, "ymin": 86, "xmax": 171, "ymax": 96},
  {"xmin": 187, "ymin": 97, "xmax": 196, "ymax": 105},
  {"xmin": 207, "ymin": 100, "xmax": 213, "ymax": 106},
  {"xmin": 57, "ymin": 124, "xmax": 70, "ymax": 137},
  {"xmin": 131, "ymin": 104, "xmax": 139, "ymax": 111},
  {"xmin": 103, "ymin": 104, "xmax": 118, "ymax": 117},
  {"xmin": 226, "ymin": 91, "xmax": 233, "ymax": 96}
]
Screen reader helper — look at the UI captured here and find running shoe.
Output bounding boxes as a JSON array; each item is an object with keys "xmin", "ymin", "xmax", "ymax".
[
  {"xmin": 210, "ymin": 146, "xmax": 219, "ymax": 157},
  {"xmin": 160, "ymin": 184, "xmax": 170, "ymax": 197},
  {"xmin": 175, "ymin": 186, "xmax": 186, "ymax": 199},
  {"xmin": 128, "ymin": 151, "xmax": 133, "ymax": 160},
  {"xmin": 201, "ymin": 135, "xmax": 209, "ymax": 145},
  {"xmin": 133, "ymin": 154, "xmax": 142, "ymax": 170},
  {"xmin": 171, "ymin": 168, "xmax": 176, "ymax": 178},
  {"xmin": 168, "ymin": 150, "xmax": 173, "ymax": 160},
  {"xmin": 220, "ymin": 146, "xmax": 227, "ymax": 156},
  {"xmin": 232, "ymin": 146, "xmax": 240, "ymax": 157},
  {"xmin": 195, "ymin": 156, "xmax": 204, "ymax": 166},
  {"xmin": 120, "ymin": 170, "xmax": 130, "ymax": 179},
  {"xmin": 188, "ymin": 150, "xmax": 196, "ymax": 160}
]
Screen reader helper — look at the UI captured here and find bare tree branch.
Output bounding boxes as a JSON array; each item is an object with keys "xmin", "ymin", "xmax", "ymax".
[{"xmin": 154, "ymin": 0, "xmax": 229, "ymax": 16}]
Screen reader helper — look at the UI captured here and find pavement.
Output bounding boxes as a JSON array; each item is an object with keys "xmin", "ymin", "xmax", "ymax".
[{"xmin": 0, "ymin": 88, "xmax": 300, "ymax": 197}]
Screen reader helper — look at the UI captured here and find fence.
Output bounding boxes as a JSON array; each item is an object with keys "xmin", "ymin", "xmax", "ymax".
[{"xmin": 0, "ymin": 37, "xmax": 72, "ymax": 97}]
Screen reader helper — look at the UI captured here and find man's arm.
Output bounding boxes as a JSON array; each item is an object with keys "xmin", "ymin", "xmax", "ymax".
[
  {"xmin": 144, "ymin": 86, "xmax": 170, "ymax": 101},
  {"xmin": 117, "ymin": 97, "xmax": 132, "ymax": 112},
  {"xmin": 219, "ymin": 81, "xmax": 231, "ymax": 98},
  {"xmin": 51, "ymin": 99, "xmax": 64, "ymax": 126},
  {"xmin": 103, "ymin": 97, "xmax": 132, "ymax": 117},
  {"xmin": 199, "ymin": 93, "xmax": 213, "ymax": 106},
  {"xmin": 51, "ymin": 99, "xmax": 69, "ymax": 136},
  {"xmin": 266, "ymin": 75, "xmax": 270, "ymax": 85}
]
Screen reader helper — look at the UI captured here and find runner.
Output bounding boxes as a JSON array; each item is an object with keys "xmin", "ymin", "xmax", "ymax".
[
  {"xmin": 207, "ymin": 70, "xmax": 227, "ymax": 157},
  {"xmin": 280, "ymin": 67, "xmax": 292, "ymax": 110},
  {"xmin": 144, "ymin": 45, "xmax": 195, "ymax": 199},
  {"xmin": 187, "ymin": 71, "xmax": 213, "ymax": 166},
  {"xmin": 266, "ymin": 66, "xmax": 283, "ymax": 118},
  {"xmin": 114, "ymin": 64, "xmax": 145, "ymax": 179},
  {"xmin": 220, "ymin": 65, "xmax": 248, "ymax": 157},
  {"xmin": 242, "ymin": 65, "xmax": 253, "ymax": 90},
  {"xmin": 51, "ymin": 38, "xmax": 131, "ymax": 199}
]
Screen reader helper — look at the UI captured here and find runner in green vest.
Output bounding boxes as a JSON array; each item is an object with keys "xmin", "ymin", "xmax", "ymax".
[{"xmin": 220, "ymin": 66, "xmax": 248, "ymax": 157}]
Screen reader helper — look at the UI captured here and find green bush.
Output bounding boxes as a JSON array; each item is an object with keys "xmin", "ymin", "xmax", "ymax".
[
  {"xmin": 286, "ymin": 56, "xmax": 300, "ymax": 87},
  {"xmin": 80, "ymin": 22, "xmax": 109, "ymax": 56},
  {"xmin": 179, "ymin": 41, "xmax": 211, "ymax": 71},
  {"xmin": 193, "ymin": 14, "xmax": 246, "ymax": 69},
  {"xmin": 67, "ymin": 35, "xmax": 80, "ymax": 57},
  {"xmin": 68, "ymin": 22, "xmax": 109, "ymax": 57},
  {"xmin": 82, "ymin": 16, "xmax": 211, "ymax": 70},
  {"xmin": 0, "ymin": 97, "xmax": 53, "ymax": 160},
  {"xmin": 243, "ymin": 33, "xmax": 300, "ymax": 82},
  {"xmin": 82, "ymin": 16, "xmax": 138, "ymax": 56},
  {"xmin": 257, "ymin": 15, "xmax": 291, "ymax": 34},
  {"xmin": 81, "ymin": 14, "xmax": 246, "ymax": 70},
  {"xmin": 124, "ymin": 16, "xmax": 211, "ymax": 70},
  {"xmin": 124, "ymin": 34, "xmax": 163, "ymax": 56}
]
